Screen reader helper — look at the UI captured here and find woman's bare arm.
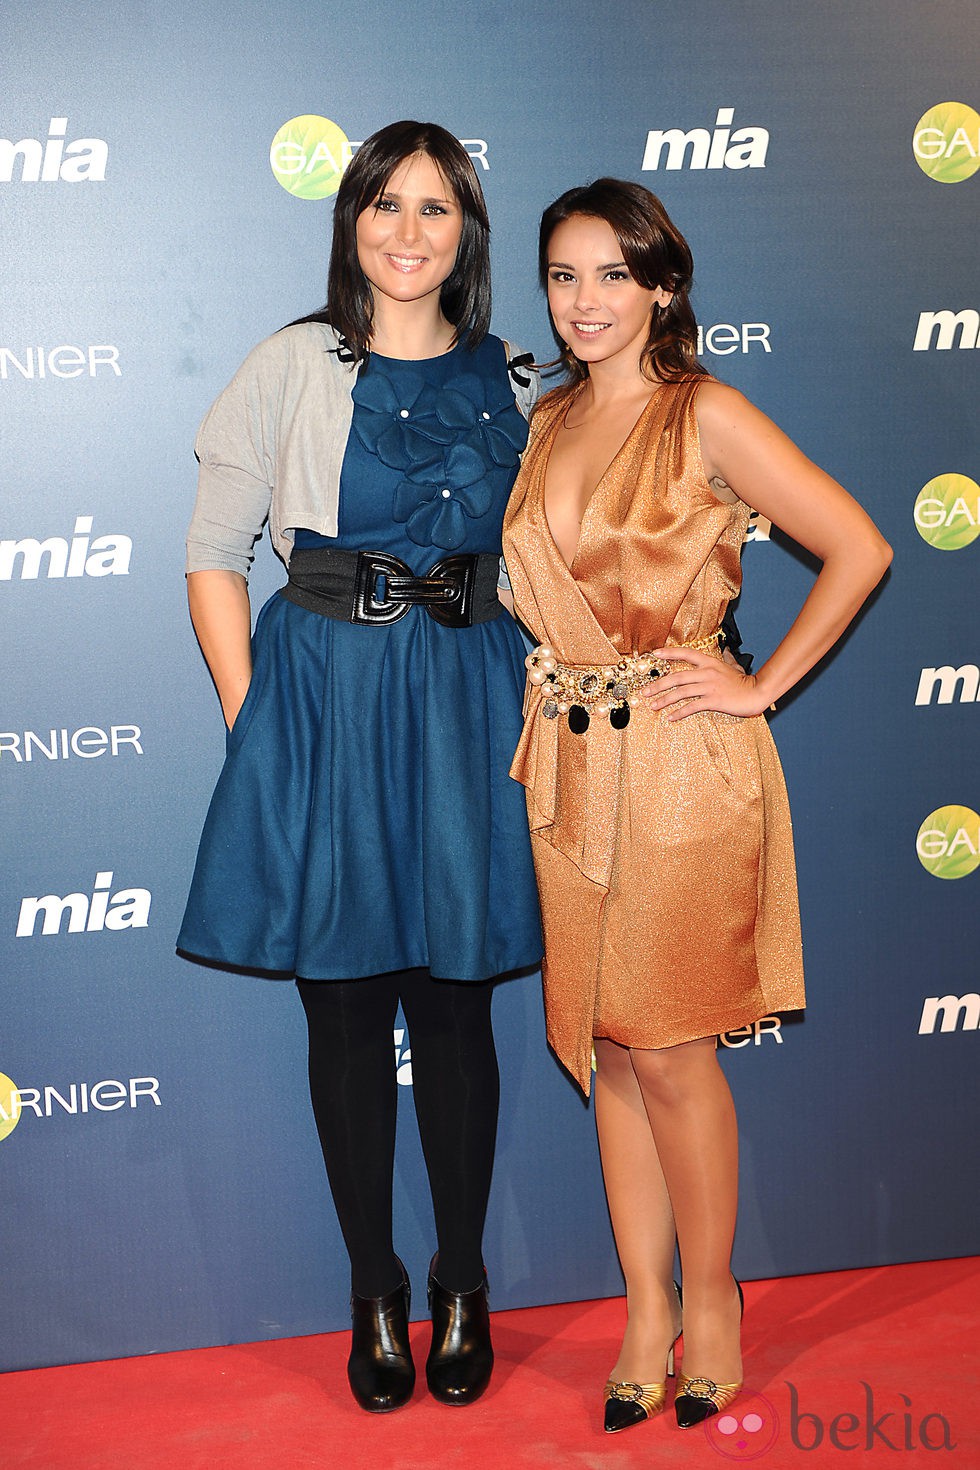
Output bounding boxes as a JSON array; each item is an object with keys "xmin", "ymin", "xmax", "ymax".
[
  {"xmin": 187, "ymin": 569, "xmax": 253, "ymax": 730},
  {"xmin": 647, "ymin": 382, "xmax": 893, "ymax": 718}
]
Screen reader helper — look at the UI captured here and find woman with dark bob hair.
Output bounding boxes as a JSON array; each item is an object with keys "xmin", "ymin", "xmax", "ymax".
[
  {"xmin": 178, "ymin": 121, "xmax": 542, "ymax": 1413},
  {"xmin": 503, "ymin": 180, "xmax": 891, "ymax": 1434}
]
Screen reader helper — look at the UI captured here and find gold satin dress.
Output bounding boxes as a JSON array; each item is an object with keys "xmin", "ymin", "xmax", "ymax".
[{"xmin": 503, "ymin": 377, "xmax": 805, "ymax": 1094}]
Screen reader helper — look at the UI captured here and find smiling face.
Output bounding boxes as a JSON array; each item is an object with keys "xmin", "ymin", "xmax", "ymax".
[
  {"xmin": 545, "ymin": 214, "xmax": 673, "ymax": 374},
  {"xmin": 355, "ymin": 151, "xmax": 464, "ymax": 313}
]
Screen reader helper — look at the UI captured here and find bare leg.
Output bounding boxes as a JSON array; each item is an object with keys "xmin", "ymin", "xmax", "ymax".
[
  {"xmin": 630, "ymin": 1036, "xmax": 742, "ymax": 1384},
  {"xmin": 594, "ymin": 1036, "xmax": 680, "ymax": 1382}
]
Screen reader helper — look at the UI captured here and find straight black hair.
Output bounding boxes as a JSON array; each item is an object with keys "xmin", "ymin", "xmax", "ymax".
[{"xmin": 291, "ymin": 121, "xmax": 491, "ymax": 362}]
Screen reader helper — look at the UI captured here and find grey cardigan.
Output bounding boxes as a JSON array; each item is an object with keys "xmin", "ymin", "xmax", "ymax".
[{"xmin": 186, "ymin": 321, "xmax": 538, "ymax": 578}]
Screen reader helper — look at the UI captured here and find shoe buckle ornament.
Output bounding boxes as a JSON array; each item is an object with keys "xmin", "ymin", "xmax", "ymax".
[
  {"xmin": 683, "ymin": 1375, "xmax": 719, "ymax": 1400},
  {"xmin": 610, "ymin": 1381, "xmax": 646, "ymax": 1402}
]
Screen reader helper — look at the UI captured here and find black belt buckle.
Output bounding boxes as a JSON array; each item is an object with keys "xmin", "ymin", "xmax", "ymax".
[{"xmin": 351, "ymin": 551, "xmax": 477, "ymax": 627}]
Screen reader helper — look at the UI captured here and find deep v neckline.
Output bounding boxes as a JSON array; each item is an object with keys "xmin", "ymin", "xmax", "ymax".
[{"xmin": 542, "ymin": 384, "xmax": 664, "ymax": 575}]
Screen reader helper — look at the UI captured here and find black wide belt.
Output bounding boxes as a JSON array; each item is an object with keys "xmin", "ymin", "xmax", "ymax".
[{"xmin": 281, "ymin": 547, "xmax": 502, "ymax": 628}]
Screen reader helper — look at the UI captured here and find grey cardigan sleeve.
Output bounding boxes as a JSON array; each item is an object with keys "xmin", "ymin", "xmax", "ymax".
[
  {"xmin": 185, "ymin": 335, "xmax": 287, "ymax": 578},
  {"xmin": 186, "ymin": 324, "xmax": 355, "ymax": 576},
  {"xmin": 503, "ymin": 339, "xmax": 541, "ymax": 421}
]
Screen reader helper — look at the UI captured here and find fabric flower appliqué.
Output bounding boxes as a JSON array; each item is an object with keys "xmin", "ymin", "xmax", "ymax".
[
  {"xmin": 431, "ymin": 370, "xmax": 528, "ymax": 470},
  {"xmin": 393, "ymin": 443, "xmax": 494, "ymax": 551},
  {"xmin": 353, "ymin": 357, "xmax": 530, "ymax": 552},
  {"xmin": 351, "ymin": 367, "xmax": 453, "ymax": 470}
]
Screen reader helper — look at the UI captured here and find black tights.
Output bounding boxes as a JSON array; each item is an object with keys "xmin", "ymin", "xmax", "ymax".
[{"xmin": 297, "ymin": 968, "xmax": 499, "ymax": 1299}]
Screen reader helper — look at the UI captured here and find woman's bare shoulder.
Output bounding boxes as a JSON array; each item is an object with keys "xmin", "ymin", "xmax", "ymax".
[{"xmin": 693, "ymin": 377, "xmax": 755, "ymax": 424}]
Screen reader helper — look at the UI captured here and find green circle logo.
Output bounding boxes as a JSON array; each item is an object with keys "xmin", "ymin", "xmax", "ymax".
[
  {"xmin": 913, "ymin": 474, "xmax": 980, "ymax": 550},
  {"xmin": 0, "ymin": 1071, "xmax": 21, "ymax": 1143},
  {"xmin": 912, "ymin": 102, "xmax": 980, "ymax": 183},
  {"xmin": 916, "ymin": 806, "xmax": 980, "ymax": 879},
  {"xmin": 269, "ymin": 115, "xmax": 351, "ymax": 199}
]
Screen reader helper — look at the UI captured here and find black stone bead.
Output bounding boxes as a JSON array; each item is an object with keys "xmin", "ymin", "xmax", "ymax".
[
  {"xmin": 567, "ymin": 704, "xmax": 590, "ymax": 735},
  {"xmin": 609, "ymin": 703, "xmax": 631, "ymax": 730}
]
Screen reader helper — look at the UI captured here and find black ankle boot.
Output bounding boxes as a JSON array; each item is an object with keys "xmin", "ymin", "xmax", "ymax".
[
  {"xmin": 347, "ymin": 1258, "xmax": 415, "ymax": 1413},
  {"xmin": 425, "ymin": 1254, "xmax": 493, "ymax": 1406}
]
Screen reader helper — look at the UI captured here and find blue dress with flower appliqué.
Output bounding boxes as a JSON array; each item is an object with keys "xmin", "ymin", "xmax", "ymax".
[{"xmin": 178, "ymin": 335, "xmax": 543, "ymax": 982}]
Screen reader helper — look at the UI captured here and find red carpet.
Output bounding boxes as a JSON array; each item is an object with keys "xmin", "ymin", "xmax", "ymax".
[{"xmin": 4, "ymin": 1258, "xmax": 978, "ymax": 1469}]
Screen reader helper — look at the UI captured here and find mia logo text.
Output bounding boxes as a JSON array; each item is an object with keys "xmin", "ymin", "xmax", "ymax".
[
  {"xmin": 642, "ymin": 108, "xmax": 769, "ymax": 171},
  {"xmin": 16, "ymin": 872, "xmax": 151, "ymax": 937},
  {"xmin": 913, "ymin": 310, "xmax": 979, "ymax": 351},
  {"xmin": 0, "ymin": 118, "xmax": 107, "ymax": 182},
  {"xmin": 918, "ymin": 994, "xmax": 979, "ymax": 1034},
  {"xmin": 0, "ymin": 515, "xmax": 132, "ymax": 579}
]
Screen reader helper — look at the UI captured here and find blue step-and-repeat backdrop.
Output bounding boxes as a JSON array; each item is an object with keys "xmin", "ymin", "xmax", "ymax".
[{"xmin": 2, "ymin": 0, "xmax": 976, "ymax": 1370}]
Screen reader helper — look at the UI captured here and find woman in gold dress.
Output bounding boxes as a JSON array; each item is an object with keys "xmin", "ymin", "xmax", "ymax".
[{"xmin": 502, "ymin": 180, "xmax": 891, "ymax": 1434}]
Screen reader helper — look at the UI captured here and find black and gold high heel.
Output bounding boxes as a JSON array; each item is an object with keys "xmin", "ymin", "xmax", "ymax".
[
  {"xmin": 674, "ymin": 1277, "xmax": 744, "ymax": 1430},
  {"xmin": 603, "ymin": 1281, "xmax": 682, "ymax": 1434}
]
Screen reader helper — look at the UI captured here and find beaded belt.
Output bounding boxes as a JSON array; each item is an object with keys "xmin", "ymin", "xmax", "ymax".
[
  {"xmin": 282, "ymin": 547, "xmax": 501, "ymax": 628},
  {"xmin": 525, "ymin": 630, "xmax": 725, "ymax": 734}
]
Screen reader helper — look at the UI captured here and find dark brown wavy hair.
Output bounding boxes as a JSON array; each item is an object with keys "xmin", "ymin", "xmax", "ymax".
[
  {"xmin": 290, "ymin": 121, "xmax": 491, "ymax": 362},
  {"xmin": 538, "ymin": 178, "xmax": 707, "ymax": 383}
]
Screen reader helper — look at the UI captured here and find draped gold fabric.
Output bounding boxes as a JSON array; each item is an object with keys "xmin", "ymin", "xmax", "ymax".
[{"xmin": 503, "ymin": 377, "xmax": 804, "ymax": 1094}]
